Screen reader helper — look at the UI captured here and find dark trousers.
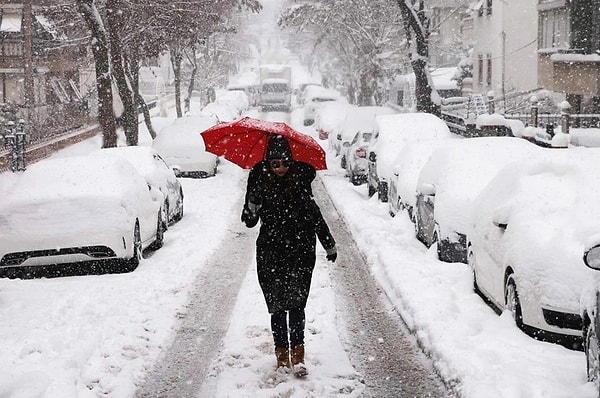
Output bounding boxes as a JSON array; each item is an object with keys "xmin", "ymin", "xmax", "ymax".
[{"xmin": 271, "ymin": 308, "xmax": 305, "ymax": 349}]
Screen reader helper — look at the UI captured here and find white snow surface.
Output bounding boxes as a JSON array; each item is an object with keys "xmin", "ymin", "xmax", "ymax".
[{"xmin": 0, "ymin": 104, "xmax": 596, "ymax": 398}]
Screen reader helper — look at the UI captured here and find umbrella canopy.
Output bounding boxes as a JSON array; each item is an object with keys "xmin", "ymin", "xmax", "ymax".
[{"xmin": 200, "ymin": 117, "xmax": 327, "ymax": 170}]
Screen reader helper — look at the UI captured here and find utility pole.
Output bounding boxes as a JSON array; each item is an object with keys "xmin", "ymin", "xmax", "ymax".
[{"xmin": 22, "ymin": 0, "xmax": 34, "ymax": 119}]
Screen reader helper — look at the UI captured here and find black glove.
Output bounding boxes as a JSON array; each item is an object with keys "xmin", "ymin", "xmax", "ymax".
[
  {"xmin": 248, "ymin": 190, "xmax": 262, "ymax": 207},
  {"xmin": 247, "ymin": 201, "xmax": 262, "ymax": 215},
  {"xmin": 326, "ymin": 246, "xmax": 337, "ymax": 263}
]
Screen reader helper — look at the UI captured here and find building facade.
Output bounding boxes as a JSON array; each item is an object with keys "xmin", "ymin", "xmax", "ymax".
[
  {"xmin": 0, "ymin": 0, "xmax": 90, "ymax": 141},
  {"xmin": 470, "ymin": 0, "xmax": 539, "ymax": 97},
  {"xmin": 537, "ymin": 0, "xmax": 600, "ymax": 114}
]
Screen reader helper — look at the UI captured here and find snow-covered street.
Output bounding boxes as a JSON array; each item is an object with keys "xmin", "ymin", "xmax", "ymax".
[{"xmin": 0, "ymin": 105, "xmax": 596, "ymax": 397}]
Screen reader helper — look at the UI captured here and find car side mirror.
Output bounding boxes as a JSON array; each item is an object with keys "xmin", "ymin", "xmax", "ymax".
[
  {"xmin": 493, "ymin": 220, "xmax": 508, "ymax": 230},
  {"xmin": 417, "ymin": 183, "xmax": 435, "ymax": 196},
  {"xmin": 492, "ymin": 207, "xmax": 509, "ymax": 230},
  {"xmin": 368, "ymin": 152, "xmax": 376, "ymax": 162},
  {"xmin": 584, "ymin": 244, "xmax": 600, "ymax": 270},
  {"xmin": 171, "ymin": 165, "xmax": 182, "ymax": 177}
]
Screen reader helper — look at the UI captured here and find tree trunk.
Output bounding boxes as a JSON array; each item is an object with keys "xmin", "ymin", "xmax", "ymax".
[
  {"xmin": 76, "ymin": 0, "xmax": 117, "ymax": 147},
  {"xmin": 170, "ymin": 45, "xmax": 183, "ymax": 118},
  {"xmin": 397, "ymin": 0, "xmax": 440, "ymax": 116},
  {"xmin": 185, "ymin": 45, "xmax": 199, "ymax": 114},
  {"xmin": 358, "ymin": 72, "xmax": 375, "ymax": 106},
  {"xmin": 107, "ymin": 0, "xmax": 138, "ymax": 146},
  {"xmin": 125, "ymin": 47, "xmax": 156, "ymax": 139}
]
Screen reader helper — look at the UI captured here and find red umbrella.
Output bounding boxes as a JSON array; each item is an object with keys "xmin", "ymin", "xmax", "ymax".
[{"xmin": 200, "ymin": 116, "xmax": 327, "ymax": 170}]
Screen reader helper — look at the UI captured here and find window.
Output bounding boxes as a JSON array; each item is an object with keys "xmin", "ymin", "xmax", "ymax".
[
  {"xmin": 397, "ymin": 90, "xmax": 404, "ymax": 107},
  {"xmin": 2, "ymin": 41, "xmax": 23, "ymax": 56},
  {"xmin": 478, "ymin": 54, "xmax": 484, "ymax": 85},
  {"xmin": 486, "ymin": 53, "xmax": 492, "ymax": 87},
  {"xmin": 539, "ymin": 6, "xmax": 570, "ymax": 49}
]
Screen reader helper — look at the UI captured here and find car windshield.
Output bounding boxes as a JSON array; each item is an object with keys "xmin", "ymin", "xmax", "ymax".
[{"xmin": 263, "ymin": 83, "xmax": 288, "ymax": 92}]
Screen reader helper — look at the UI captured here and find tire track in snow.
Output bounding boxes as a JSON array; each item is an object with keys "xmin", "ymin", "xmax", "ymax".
[
  {"xmin": 135, "ymin": 192, "xmax": 256, "ymax": 398},
  {"xmin": 313, "ymin": 176, "xmax": 452, "ymax": 397}
]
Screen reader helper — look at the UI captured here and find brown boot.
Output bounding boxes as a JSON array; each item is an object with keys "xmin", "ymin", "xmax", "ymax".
[
  {"xmin": 290, "ymin": 344, "xmax": 308, "ymax": 377},
  {"xmin": 275, "ymin": 347, "xmax": 290, "ymax": 370}
]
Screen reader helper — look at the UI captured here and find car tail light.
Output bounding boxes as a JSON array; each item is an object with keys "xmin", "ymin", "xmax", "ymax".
[{"xmin": 355, "ymin": 147, "xmax": 367, "ymax": 158}]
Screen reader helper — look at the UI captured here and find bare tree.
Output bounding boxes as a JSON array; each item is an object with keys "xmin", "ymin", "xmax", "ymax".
[
  {"xmin": 76, "ymin": 0, "xmax": 118, "ymax": 147},
  {"xmin": 280, "ymin": 0, "xmax": 405, "ymax": 106},
  {"xmin": 395, "ymin": 0, "xmax": 440, "ymax": 114}
]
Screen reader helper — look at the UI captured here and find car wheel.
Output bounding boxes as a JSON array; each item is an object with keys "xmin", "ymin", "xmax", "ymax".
[
  {"xmin": 174, "ymin": 193, "xmax": 184, "ymax": 223},
  {"xmin": 505, "ymin": 276, "xmax": 524, "ymax": 328},
  {"xmin": 467, "ymin": 247, "xmax": 482, "ymax": 295},
  {"xmin": 368, "ymin": 184, "xmax": 376, "ymax": 197},
  {"xmin": 586, "ymin": 320, "xmax": 600, "ymax": 386},
  {"xmin": 433, "ymin": 229, "xmax": 442, "ymax": 256},
  {"xmin": 150, "ymin": 209, "xmax": 167, "ymax": 250},
  {"xmin": 163, "ymin": 200, "xmax": 170, "ymax": 230},
  {"xmin": 124, "ymin": 222, "xmax": 142, "ymax": 272}
]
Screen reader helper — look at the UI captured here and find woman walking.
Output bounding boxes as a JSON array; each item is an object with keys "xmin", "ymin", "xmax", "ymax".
[{"xmin": 241, "ymin": 135, "xmax": 337, "ymax": 377}]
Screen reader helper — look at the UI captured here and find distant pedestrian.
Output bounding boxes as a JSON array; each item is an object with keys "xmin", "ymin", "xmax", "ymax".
[{"xmin": 241, "ymin": 135, "xmax": 337, "ymax": 377}]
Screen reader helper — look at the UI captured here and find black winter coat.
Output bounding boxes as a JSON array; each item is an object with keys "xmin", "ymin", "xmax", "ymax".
[{"xmin": 241, "ymin": 161, "xmax": 335, "ymax": 313}]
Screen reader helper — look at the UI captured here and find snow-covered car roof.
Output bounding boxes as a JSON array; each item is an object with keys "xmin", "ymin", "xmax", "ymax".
[
  {"xmin": 471, "ymin": 147, "xmax": 600, "ymax": 310},
  {"xmin": 153, "ymin": 115, "xmax": 218, "ymax": 162},
  {"xmin": 418, "ymin": 136, "xmax": 541, "ymax": 238},
  {"xmin": 340, "ymin": 106, "xmax": 396, "ymax": 143},
  {"xmin": 1, "ymin": 155, "xmax": 149, "ymax": 206},
  {"xmin": 93, "ymin": 146, "xmax": 178, "ymax": 195},
  {"xmin": 304, "ymin": 85, "xmax": 341, "ymax": 103},
  {"xmin": 315, "ymin": 102, "xmax": 355, "ymax": 133},
  {"xmin": 372, "ymin": 112, "xmax": 453, "ymax": 182}
]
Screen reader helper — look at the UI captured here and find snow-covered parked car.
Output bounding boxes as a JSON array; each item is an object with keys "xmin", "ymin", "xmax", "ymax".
[
  {"xmin": 338, "ymin": 106, "xmax": 395, "ymax": 171},
  {"xmin": 416, "ymin": 136, "xmax": 539, "ymax": 263},
  {"xmin": 582, "ymin": 240, "xmax": 600, "ymax": 389},
  {"xmin": 388, "ymin": 139, "xmax": 449, "ymax": 220},
  {"xmin": 0, "ymin": 155, "xmax": 166, "ymax": 278},
  {"xmin": 315, "ymin": 101, "xmax": 353, "ymax": 141},
  {"xmin": 367, "ymin": 112, "xmax": 452, "ymax": 201},
  {"xmin": 470, "ymin": 147, "xmax": 600, "ymax": 348},
  {"xmin": 94, "ymin": 146, "xmax": 184, "ymax": 225},
  {"xmin": 152, "ymin": 113, "xmax": 220, "ymax": 178},
  {"xmin": 303, "ymin": 85, "xmax": 343, "ymax": 126}
]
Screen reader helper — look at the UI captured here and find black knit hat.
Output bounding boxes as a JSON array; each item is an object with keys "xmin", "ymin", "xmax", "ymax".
[{"xmin": 265, "ymin": 135, "xmax": 292, "ymax": 160}]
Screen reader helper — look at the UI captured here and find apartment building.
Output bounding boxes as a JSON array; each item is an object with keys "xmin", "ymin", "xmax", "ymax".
[
  {"xmin": 537, "ymin": 0, "xmax": 600, "ymax": 114},
  {"xmin": 470, "ymin": 0, "xmax": 539, "ymax": 97},
  {"xmin": 0, "ymin": 0, "xmax": 90, "ymax": 138}
]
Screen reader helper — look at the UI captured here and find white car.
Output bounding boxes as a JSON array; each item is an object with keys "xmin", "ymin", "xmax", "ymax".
[
  {"xmin": 315, "ymin": 101, "xmax": 353, "ymax": 141},
  {"xmin": 0, "ymin": 155, "xmax": 166, "ymax": 277},
  {"xmin": 338, "ymin": 106, "xmax": 395, "ymax": 170},
  {"xmin": 582, "ymin": 238, "xmax": 600, "ymax": 390},
  {"xmin": 469, "ymin": 147, "xmax": 600, "ymax": 347},
  {"xmin": 94, "ymin": 146, "xmax": 184, "ymax": 225},
  {"xmin": 153, "ymin": 114, "xmax": 220, "ymax": 178},
  {"xmin": 388, "ymin": 139, "xmax": 449, "ymax": 219},
  {"xmin": 303, "ymin": 86, "xmax": 343, "ymax": 126},
  {"xmin": 367, "ymin": 112, "xmax": 452, "ymax": 201},
  {"xmin": 415, "ymin": 136, "xmax": 538, "ymax": 263}
]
